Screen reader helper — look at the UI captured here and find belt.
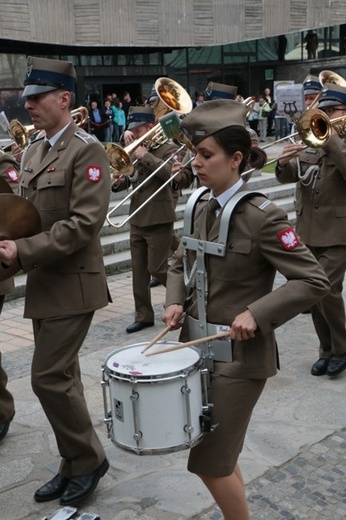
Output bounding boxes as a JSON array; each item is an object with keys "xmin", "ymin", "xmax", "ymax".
[{"xmin": 188, "ymin": 316, "xmax": 233, "ymax": 363}]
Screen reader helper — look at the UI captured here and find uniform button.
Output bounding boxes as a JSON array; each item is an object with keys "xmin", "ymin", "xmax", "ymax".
[
  {"xmin": 229, "ymin": 244, "xmax": 234, "ymax": 249},
  {"xmin": 315, "ymin": 205, "xmax": 319, "ymax": 209},
  {"xmin": 33, "ymin": 264, "xmax": 37, "ymax": 268},
  {"xmin": 271, "ymin": 320, "xmax": 278, "ymax": 327},
  {"xmin": 80, "ymin": 265, "xmax": 85, "ymax": 270}
]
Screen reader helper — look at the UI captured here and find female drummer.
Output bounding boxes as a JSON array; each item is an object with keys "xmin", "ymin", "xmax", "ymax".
[{"xmin": 162, "ymin": 99, "xmax": 330, "ymax": 520}]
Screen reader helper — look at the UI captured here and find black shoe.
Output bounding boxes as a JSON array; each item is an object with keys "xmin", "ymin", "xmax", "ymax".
[
  {"xmin": 126, "ymin": 321, "xmax": 154, "ymax": 334},
  {"xmin": 34, "ymin": 474, "xmax": 70, "ymax": 502},
  {"xmin": 60, "ymin": 458, "xmax": 109, "ymax": 506},
  {"xmin": 149, "ymin": 277, "xmax": 161, "ymax": 288},
  {"xmin": 326, "ymin": 353, "xmax": 346, "ymax": 377},
  {"xmin": 311, "ymin": 358, "xmax": 329, "ymax": 376},
  {"xmin": 0, "ymin": 412, "xmax": 14, "ymax": 442}
]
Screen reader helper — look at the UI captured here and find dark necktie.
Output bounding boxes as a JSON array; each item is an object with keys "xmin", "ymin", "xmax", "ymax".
[
  {"xmin": 41, "ymin": 140, "xmax": 51, "ymax": 161},
  {"xmin": 206, "ymin": 198, "xmax": 220, "ymax": 235}
]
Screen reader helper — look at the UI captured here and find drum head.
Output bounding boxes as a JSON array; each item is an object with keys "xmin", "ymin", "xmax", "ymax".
[{"xmin": 105, "ymin": 342, "xmax": 201, "ymax": 381}]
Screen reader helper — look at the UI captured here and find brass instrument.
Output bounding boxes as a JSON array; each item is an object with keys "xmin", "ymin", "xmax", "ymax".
[
  {"xmin": 5, "ymin": 106, "xmax": 89, "ymax": 151},
  {"xmin": 105, "ymin": 77, "xmax": 193, "ymax": 178},
  {"xmin": 106, "ymin": 78, "xmax": 194, "ymax": 228},
  {"xmin": 71, "ymin": 106, "xmax": 89, "ymax": 126}
]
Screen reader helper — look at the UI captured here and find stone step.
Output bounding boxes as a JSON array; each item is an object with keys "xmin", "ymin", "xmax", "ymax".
[{"xmin": 7, "ymin": 173, "xmax": 297, "ymax": 301}]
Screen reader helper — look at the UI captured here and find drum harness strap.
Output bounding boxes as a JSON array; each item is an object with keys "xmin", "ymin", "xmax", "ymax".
[{"xmin": 182, "ymin": 187, "xmax": 267, "ymax": 371}]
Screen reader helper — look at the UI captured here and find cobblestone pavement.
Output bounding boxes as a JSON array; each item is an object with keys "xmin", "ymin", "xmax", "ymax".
[{"xmin": 1, "ymin": 271, "xmax": 346, "ymax": 520}]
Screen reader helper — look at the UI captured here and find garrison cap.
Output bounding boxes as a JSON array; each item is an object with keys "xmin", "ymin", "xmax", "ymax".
[
  {"xmin": 181, "ymin": 99, "xmax": 247, "ymax": 146},
  {"xmin": 303, "ymin": 75, "xmax": 321, "ymax": 95},
  {"xmin": 317, "ymin": 83, "xmax": 346, "ymax": 108},
  {"xmin": 204, "ymin": 81, "xmax": 238, "ymax": 101},
  {"xmin": 127, "ymin": 106, "xmax": 155, "ymax": 130},
  {"xmin": 22, "ymin": 56, "xmax": 76, "ymax": 97}
]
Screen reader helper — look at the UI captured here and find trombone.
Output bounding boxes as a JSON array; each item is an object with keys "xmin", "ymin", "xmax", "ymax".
[
  {"xmin": 106, "ymin": 78, "xmax": 194, "ymax": 227},
  {"xmin": 105, "ymin": 77, "xmax": 193, "ymax": 178},
  {"xmin": 242, "ymin": 107, "xmax": 346, "ymax": 179}
]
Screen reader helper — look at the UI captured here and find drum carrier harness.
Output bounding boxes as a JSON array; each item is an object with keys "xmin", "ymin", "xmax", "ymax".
[{"xmin": 182, "ymin": 187, "xmax": 267, "ymax": 372}]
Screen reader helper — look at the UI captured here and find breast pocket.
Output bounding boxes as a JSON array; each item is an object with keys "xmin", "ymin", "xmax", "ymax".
[
  {"xmin": 36, "ymin": 170, "xmax": 68, "ymax": 210},
  {"xmin": 212, "ymin": 236, "xmax": 252, "ymax": 281}
]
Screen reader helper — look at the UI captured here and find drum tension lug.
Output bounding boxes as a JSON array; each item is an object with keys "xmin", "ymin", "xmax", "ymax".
[{"xmin": 200, "ymin": 405, "xmax": 218, "ymax": 433}]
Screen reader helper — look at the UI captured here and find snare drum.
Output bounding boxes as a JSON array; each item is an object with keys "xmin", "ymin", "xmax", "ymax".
[{"xmin": 102, "ymin": 342, "xmax": 204, "ymax": 455}]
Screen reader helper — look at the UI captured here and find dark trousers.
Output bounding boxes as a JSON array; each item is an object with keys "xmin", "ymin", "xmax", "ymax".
[
  {"xmin": 0, "ymin": 295, "xmax": 15, "ymax": 423},
  {"xmin": 130, "ymin": 222, "xmax": 173, "ymax": 322},
  {"xmin": 31, "ymin": 313, "xmax": 105, "ymax": 476},
  {"xmin": 309, "ymin": 245, "xmax": 346, "ymax": 357}
]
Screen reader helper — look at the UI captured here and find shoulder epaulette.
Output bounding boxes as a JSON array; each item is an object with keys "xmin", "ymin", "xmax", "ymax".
[
  {"xmin": 74, "ymin": 130, "xmax": 99, "ymax": 144},
  {"xmin": 248, "ymin": 194, "xmax": 272, "ymax": 212}
]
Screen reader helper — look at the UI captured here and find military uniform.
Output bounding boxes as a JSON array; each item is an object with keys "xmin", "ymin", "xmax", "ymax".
[
  {"xmin": 117, "ymin": 138, "xmax": 181, "ymax": 323},
  {"xmin": 1, "ymin": 57, "xmax": 113, "ymax": 499},
  {"xmin": 17, "ymin": 122, "xmax": 111, "ymax": 476},
  {"xmin": 164, "ymin": 100, "xmax": 329, "ymax": 479},
  {"xmin": 0, "ymin": 154, "xmax": 20, "ymax": 430},
  {"xmin": 276, "ymin": 84, "xmax": 346, "ymax": 371}
]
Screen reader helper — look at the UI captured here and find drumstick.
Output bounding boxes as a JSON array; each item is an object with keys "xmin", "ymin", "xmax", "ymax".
[
  {"xmin": 145, "ymin": 331, "xmax": 231, "ymax": 356},
  {"xmin": 141, "ymin": 324, "xmax": 172, "ymax": 354}
]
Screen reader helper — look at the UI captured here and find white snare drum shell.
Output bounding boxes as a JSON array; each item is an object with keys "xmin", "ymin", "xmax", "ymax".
[{"xmin": 104, "ymin": 342, "xmax": 203, "ymax": 454}]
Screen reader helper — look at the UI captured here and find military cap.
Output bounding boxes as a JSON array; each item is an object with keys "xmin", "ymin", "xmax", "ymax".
[
  {"xmin": 303, "ymin": 75, "xmax": 322, "ymax": 95},
  {"xmin": 147, "ymin": 88, "xmax": 159, "ymax": 105},
  {"xmin": 181, "ymin": 99, "xmax": 247, "ymax": 146},
  {"xmin": 317, "ymin": 83, "xmax": 346, "ymax": 108},
  {"xmin": 127, "ymin": 106, "xmax": 155, "ymax": 130},
  {"xmin": 22, "ymin": 56, "xmax": 76, "ymax": 97},
  {"xmin": 204, "ymin": 81, "xmax": 238, "ymax": 101}
]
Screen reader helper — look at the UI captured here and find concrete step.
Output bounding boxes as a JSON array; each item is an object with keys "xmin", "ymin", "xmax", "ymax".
[{"xmin": 7, "ymin": 173, "xmax": 297, "ymax": 301}]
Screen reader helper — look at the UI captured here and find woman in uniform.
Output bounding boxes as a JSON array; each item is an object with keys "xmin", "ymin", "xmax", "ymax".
[{"xmin": 162, "ymin": 99, "xmax": 330, "ymax": 520}]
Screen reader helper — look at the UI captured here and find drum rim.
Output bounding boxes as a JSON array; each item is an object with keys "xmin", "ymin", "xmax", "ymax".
[{"xmin": 103, "ymin": 342, "xmax": 202, "ymax": 382}]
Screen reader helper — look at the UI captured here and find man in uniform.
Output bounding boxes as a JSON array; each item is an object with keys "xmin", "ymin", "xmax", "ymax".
[
  {"xmin": 0, "ymin": 56, "xmax": 111, "ymax": 505},
  {"xmin": 112, "ymin": 106, "xmax": 182, "ymax": 333},
  {"xmin": 275, "ymin": 83, "xmax": 346, "ymax": 378},
  {"xmin": 0, "ymin": 154, "xmax": 20, "ymax": 442}
]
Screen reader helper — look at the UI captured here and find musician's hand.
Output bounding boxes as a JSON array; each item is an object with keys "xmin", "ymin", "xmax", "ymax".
[
  {"xmin": 229, "ymin": 309, "xmax": 258, "ymax": 341},
  {"xmin": 112, "ymin": 170, "xmax": 126, "ymax": 185},
  {"xmin": 134, "ymin": 145, "xmax": 148, "ymax": 160},
  {"xmin": 278, "ymin": 143, "xmax": 304, "ymax": 167},
  {"xmin": 123, "ymin": 130, "xmax": 136, "ymax": 146},
  {"xmin": 10, "ymin": 144, "xmax": 22, "ymax": 163},
  {"xmin": 0, "ymin": 240, "xmax": 18, "ymax": 266},
  {"xmin": 171, "ymin": 160, "xmax": 184, "ymax": 183},
  {"xmin": 162, "ymin": 304, "xmax": 184, "ymax": 330}
]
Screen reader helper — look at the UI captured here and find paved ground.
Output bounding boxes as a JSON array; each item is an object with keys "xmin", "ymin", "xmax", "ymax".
[{"xmin": 1, "ymin": 267, "xmax": 346, "ymax": 520}]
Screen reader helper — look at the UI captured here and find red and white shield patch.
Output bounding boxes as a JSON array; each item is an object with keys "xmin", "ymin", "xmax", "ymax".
[
  {"xmin": 6, "ymin": 167, "xmax": 19, "ymax": 183},
  {"xmin": 86, "ymin": 165, "xmax": 102, "ymax": 182},
  {"xmin": 278, "ymin": 228, "xmax": 299, "ymax": 250}
]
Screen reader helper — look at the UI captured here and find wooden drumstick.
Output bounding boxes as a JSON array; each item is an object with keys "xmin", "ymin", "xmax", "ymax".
[
  {"xmin": 141, "ymin": 324, "xmax": 172, "ymax": 354},
  {"xmin": 145, "ymin": 331, "xmax": 231, "ymax": 357}
]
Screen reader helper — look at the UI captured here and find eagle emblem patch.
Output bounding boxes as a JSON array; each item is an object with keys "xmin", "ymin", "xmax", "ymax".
[
  {"xmin": 278, "ymin": 228, "xmax": 299, "ymax": 250},
  {"xmin": 6, "ymin": 167, "xmax": 19, "ymax": 183},
  {"xmin": 86, "ymin": 165, "xmax": 102, "ymax": 182}
]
